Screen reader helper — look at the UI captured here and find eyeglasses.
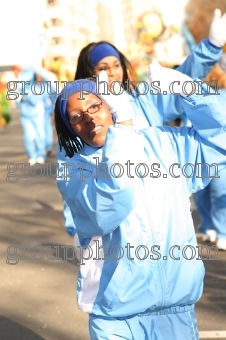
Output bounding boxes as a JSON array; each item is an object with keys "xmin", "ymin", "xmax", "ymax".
[{"xmin": 68, "ymin": 101, "xmax": 103, "ymax": 125}]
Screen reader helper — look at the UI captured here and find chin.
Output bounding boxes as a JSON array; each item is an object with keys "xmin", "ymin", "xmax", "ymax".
[
  {"xmin": 92, "ymin": 141, "xmax": 105, "ymax": 147},
  {"xmin": 87, "ymin": 136, "xmax": 106, "ymax": 148}
]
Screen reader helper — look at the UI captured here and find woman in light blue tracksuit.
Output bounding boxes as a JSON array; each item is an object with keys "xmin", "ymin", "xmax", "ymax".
[
  {"xmin": 16, "ymin": 68, "xmax": 56, "ymax": 164},
  {"xmin": 16, "ymin": 69, "xmax": 49, "ymax": 164},
  {"xmin": 54, "ymin": 72, "xmax": 226, "ymax": 339},
  {"xmin": 58, "ymin": 35, "xmax": 224, "ymax": 237},
  {"xmin": 33, "ymin": 67, "xmax": 60, "ymax": 155},
  {"xmin": 58, "ymin": 9, "xmax": 226, "ymax": 238}
]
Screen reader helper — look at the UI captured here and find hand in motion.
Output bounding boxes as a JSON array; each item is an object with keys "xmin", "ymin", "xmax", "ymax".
[
  {"xmin": 209, "ymin": 8, "xmax": 226, "ymax": 48},
  {"xmin": 147, "ymin": 60, "xmax": 194, "ymax": 97},
  {"xmin": 98, "ymin": 70, "xmax": 134, "ymax": 124}
]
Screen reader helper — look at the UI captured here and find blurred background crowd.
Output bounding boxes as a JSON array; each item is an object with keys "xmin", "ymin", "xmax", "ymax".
[{"xmin": 1, "ymin": 0, "xmax": 226, "ymax": 122}]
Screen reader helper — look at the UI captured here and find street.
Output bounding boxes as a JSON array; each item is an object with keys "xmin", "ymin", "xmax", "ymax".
[{"xmin": 0, "ymin": 108, "xmax": 226, "ymax": 340}]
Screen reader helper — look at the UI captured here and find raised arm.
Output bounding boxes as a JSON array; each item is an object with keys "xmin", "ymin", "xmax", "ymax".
[
  {"xmin": 146, "ymin": 9, "xmax": 226, "ymax": 124},
  {"xmin": 57, "ymin": 125, "xmax": 144, "ymax": 239},
  {"xmin": 147, "ymin": 62, "xmax": 226, "ymax": 195},
  {"xmin": 178, "ymin": 9, "xmax": 226, "ymax": 78},
  {"xmin": 176, "ymin": 39, "xmax": 222, "ymax": 80}
]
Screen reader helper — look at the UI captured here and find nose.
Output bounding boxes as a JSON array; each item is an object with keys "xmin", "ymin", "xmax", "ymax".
[
  {"xmin": 82, "ymin": 111, "xmax": 95, "ymax": 123},
  {"xmin": 107, "ymin": 66, "xmax": 116, "ymax": 78}
]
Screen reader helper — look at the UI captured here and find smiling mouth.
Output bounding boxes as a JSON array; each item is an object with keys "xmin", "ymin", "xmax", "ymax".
[{"xmin": 89, "ymin": 126, "xmax": 102, "ymax": 135}]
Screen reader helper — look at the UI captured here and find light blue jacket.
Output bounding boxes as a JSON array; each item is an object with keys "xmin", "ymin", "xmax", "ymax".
[
  {"xmin": 127, "ymin": 39, "xmax": 222, "ymax": 129},
  {"xmin": 58, "ymin": 38, "xmax": 223, "ymax": 236},
  {"xmin": 16, "ymin": 68, "xmax": 54, "ymax": 118},
  {"xmin": 57, "ymin": 83, "xmax": 226, "ymax": 316}
]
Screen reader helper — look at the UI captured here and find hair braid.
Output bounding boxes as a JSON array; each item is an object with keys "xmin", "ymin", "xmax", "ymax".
[{"xmin": 54, "ymin": 101, "xmax": 84, "ymax": 158}]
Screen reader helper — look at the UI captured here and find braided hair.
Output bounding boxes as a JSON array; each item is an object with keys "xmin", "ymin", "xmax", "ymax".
[
  {"xmin": 55, "ymin": 41, "xmax": 135, "ymax": 158},
  {"xmin": 54, "ymin": 98, "xmax": 84, "ymax": 158}
]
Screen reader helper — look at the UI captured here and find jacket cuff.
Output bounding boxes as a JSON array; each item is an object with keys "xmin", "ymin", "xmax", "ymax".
[
  {"xmin": 181, "ymin": 78, "xmax": 219, "ymax": 103},
  {"xmin": 114, "ymin": 123, "xmax": 134, "ymax": 132},
  {"xmin": 207, "ymin": 39, "xmax": 223, "ymax": 51}
]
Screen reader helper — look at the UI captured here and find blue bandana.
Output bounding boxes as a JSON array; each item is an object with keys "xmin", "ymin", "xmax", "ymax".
[
  {"xmin": 90, "ymin": 43, "xmax": 120, "ymax": 67},
  {"xmin": 56, "ymin": 79, "xmax": 97, "ymax": 136}
]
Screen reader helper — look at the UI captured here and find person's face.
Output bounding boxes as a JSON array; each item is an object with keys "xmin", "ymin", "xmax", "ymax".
[
  {"xmin": 35, "ymin": 74, "xmax": 42, "ymax": 82},
  {"xmin": 94, "ymin": 56, "xmax": 123, "ymax": 87},
  {"xmin": 67, "ymin": 92, "xmax": 114, "ymax": 147}
]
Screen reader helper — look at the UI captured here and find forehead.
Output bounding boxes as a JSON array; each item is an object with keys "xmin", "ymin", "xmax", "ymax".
[
  {"xmin": 96, "ymin": 56, "xmax": 120, "ymax": 65},
  {"xmin": 67, "ymin": 92, "xmax": 99, "ymax": 110}
]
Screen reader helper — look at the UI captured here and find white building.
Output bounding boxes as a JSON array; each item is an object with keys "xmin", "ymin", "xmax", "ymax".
[
  {"xmin": 43, "ymin": 0, "xmax": 99, "ymax": 72},
  {"xmin": 43, "ymin": 0, "xmax": 129, "ymax": 71},
  {"xmin": 0, "ymin": 0, "xmax": 45, "ymax": 68},
  {"xmin": 0, "ymin": 0, "xmax": 190, "ymax": 72}
]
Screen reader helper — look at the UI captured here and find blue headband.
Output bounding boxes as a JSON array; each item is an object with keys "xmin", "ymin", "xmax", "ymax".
[
  {"xmin": 90, "ymin": 43, "xmax": 120, "ymax": 67},
  {"xmin": 56, "ymin": 79, "xmax": 97, "ymax": 137}
]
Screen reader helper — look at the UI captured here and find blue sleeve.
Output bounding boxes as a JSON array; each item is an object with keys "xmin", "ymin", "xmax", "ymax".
[
  {"xmin": 21, "ymin": 90, "xmax": 41, "ymax": 106},
  {"xmin": 57, "ymin": 125, "xmax": 144, "ymax": 239},
  {"xmin": 63, "ymin": 200, "xmax": 77, "ymax": 236},
  {"xmin": 177, "ymin": 39, "xmax": 222, "ymax": 80},
  {"xmin": 34, "ymin": 67, "xmax": 59, "ymax": 110},
  {"xmin": 57, "ymin": 143, "xmax": 77, "ymax": 236},
  {"xmin": 151, "ymin": 92, "xmax": 184, "ymax": 125},
  {"xmin": 159, "ymin": 83, "xmax": 226, "ymax": 195},
  {"xmin": 149, "ymin": 39, "xmax": 222, "ymax": 124},
  {"xmin": 20, "ymin": 86, "xmax": 49, "ymax": 107},
  {"xmin": 44, "ymin": 94, "xmax": 55, "ymax": 115}
]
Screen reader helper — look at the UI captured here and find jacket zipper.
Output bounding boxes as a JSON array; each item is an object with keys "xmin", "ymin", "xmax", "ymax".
[{"xmin": 137, "ymin": 182, "xmax": 165, "ymax": 308}]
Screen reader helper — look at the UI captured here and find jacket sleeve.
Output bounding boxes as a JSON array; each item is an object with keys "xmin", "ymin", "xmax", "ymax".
[
  {"xmin": 63, "ymin": 200, "xmax": 77, "ymax": 236},
  {"xmin": 176, "ymin": 39, "xmax": 222, "ymax": 80},
  {"xmin": 57, "ymin": 125, "xmax": 144, "ymax": 239},
  {"xmin": 56, "ymin": 143, "xmax": 77, "ymax": 236},
  {"xmin": 148, "ymin": 39, "xmax": 222, "ymax": 125},
  {"xmin": 159, "ymin": 81, "xmax": 226, "ymax": 195}
]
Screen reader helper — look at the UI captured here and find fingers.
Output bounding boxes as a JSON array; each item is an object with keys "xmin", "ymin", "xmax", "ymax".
[
  {"xmin": 96, "ymin": 70, "xmax": 116, "ymax": 111},
  {"xmin": 99, "ymin": 70, "xmax": 108, "ymax": 83},
  {"xmin": 98, "ymin": 70, "xmax": 109, "ymax": 96},
  {"xmin": 97, "ymin": 70, "xmax": 116, "ymax": 110},
  {"xmin": 147, "ymin": 60, "xmax": 163, "ymax": 84},
  {"xmin": 148, "ymin": 60, "xmax": 161, "ymax": 73},
  {"xmin": 221, "ymin": 11, "xmax": 226, "ymax": 26},
  {"xmin": 151, "ymin": 60, "xmax": 161, "ymax": 67},
  {"xmin": 212, "ymin": 8, "xmax": 221, "ymax": 22}
]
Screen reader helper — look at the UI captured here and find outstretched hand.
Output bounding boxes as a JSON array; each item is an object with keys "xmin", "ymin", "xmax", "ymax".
[
  {"xmin": 209, "ymin": 8, "xmax": 226, "ymax": 48},
  {"xmin": 147, "ymin": 60, "xmax": 194, "ymax": 97},
  {"xmin": 98, "ymin": 71, "xmax": 134, "ymax": 124}
]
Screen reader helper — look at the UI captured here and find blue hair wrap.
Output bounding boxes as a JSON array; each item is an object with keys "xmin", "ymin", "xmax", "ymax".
[
  {"xmin": 90, "ymin": 43, "xmax": 120, "ymax": 67},
  {"xmin": 56, "ymin": 79, "xmax": 97, "ymax": 136}
]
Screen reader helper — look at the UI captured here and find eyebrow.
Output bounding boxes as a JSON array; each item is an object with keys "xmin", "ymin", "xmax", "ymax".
[
  {"xmin": 97, "ymin": 60, "xmax": 120, "ymax": 66},
  {"xmin": 68, "ymin": 99, "xmax": 100, "ymax": 113},
  {"xmin": 86, "ymin": 98, "xmax": 99, "ymax": 105}
]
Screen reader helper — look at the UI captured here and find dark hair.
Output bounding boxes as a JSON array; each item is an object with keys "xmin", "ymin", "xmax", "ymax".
[
  {"xmin": 55, "ymin": 41, "xmax": 135, "ymax": 157},
  {"xmin": 74, "ymin": 41, "xmax": 134, "ymax": 88},
  {"xmin": 74, "ymin": 42, "xmax": 96, "ymax": 80},
  {"xmin": 54, "ymin": 98, "xmax": 84, "ymax": 158}
]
